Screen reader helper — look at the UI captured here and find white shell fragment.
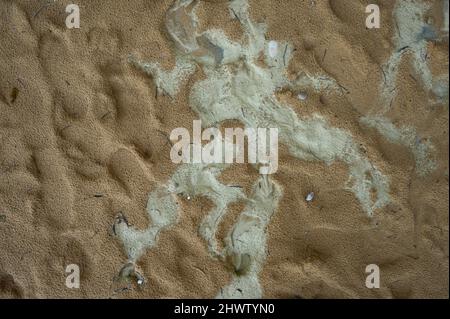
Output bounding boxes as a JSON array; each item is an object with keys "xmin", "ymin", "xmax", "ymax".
[
  {"xmin": 268, "ymin": 41, "xmax": 278, "ymax": 58},
  {"xmin": 298, "ymin": 92, "xmax": 308, "ymax": 101},
  {"xmin": 305, "ymin": 192, "xmax": 315, "ymax": 202}
]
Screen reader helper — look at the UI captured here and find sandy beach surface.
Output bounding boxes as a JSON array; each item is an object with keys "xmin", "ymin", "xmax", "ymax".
[{"xmin": 0, "ymin": 0, "xmax": 448, "ymax": 298}]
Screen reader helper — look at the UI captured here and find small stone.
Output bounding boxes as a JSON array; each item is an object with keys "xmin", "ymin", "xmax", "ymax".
[
  {"xmin": 135, "ymin": 271, "xmax": 145, "ymax": 286},
  {"xmin": 298, "ymin": 92, "xmax": 308, "ymax": 101},
  {"xmin": 305, "ymin": 192, "xmax": 315, "ymax": 202},
  {"xmin": 319, "ymin": 95, "xmax": 329, "ymax": 105}
]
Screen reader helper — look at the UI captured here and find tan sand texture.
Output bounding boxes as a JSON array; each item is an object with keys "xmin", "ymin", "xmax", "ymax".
[{"xmin": 0, "ymin": 0, "xmax": 448, "ymax": 298}]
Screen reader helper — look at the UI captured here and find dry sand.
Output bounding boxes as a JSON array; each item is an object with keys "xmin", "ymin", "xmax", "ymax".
[{"xmin": 0, "ymin": 0, "xmax": 448, "ymax": 298}]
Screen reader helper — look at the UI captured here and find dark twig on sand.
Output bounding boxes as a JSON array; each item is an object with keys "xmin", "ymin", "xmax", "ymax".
[
  {"xmin": 322, "ymin": 48, "xmax": 327, "ymax": 63},
  {"xmin": 231, "ymin": 8, "xmax": 241, "ymax": 24},
  {"xmin": 101, "ymin": 111, "xmax": 111, "ymax": 120},
  {"xmin": 379, "ymin": 64, "xmax": 386, "ymax": 84},
  {"xmin": 283, "ymin": 44, "xmax": 288, "ymax": 66},
  {"xmin": 156, "ymin": 129, "xmax": 173, "ymax": 147},
  {"xmin": 33, "ymin": 0, "xmax": 56, "ymax": 19}
]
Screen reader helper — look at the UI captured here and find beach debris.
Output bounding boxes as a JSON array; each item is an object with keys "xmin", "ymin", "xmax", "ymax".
[
  {"xmin": 305, "ymin": 192, "xmax": 315, "ymax": 202},
  {"xmin": 268, "ymin": 41, "xmax": 278, "ymax": 58},
  {"xmin": 0, "ymin": 214, "xmax": 5, "ymax": 222},
  {"xmin": 112, "ymin": 212, "xmax": 129, "ymax": 235},
  {"xmin": 229, "ymin": 252, "xmax": 252, "ymax": 275},
  {"xmin": 297, "ymin": 92, "xmax": 308, "ymax": 101},
  {"xmin": 10, "ymin": 87, "xmax": 18, "ymax": 104},
  {"xmin": 166, "ymin": 0, "xmax": 200, "ymax": 54},
  {"xmin": 112, "ymin": 262, "xmax": 146, "ymax": 293},
  {"xmin": 118, "ymin": 262, "xmax": 135, "ymax": 279},
  {"xmin": 33, "ymin": 0, "xmax": 57, "ymax": 18},
  {"xmin": 134, "ymin": 269, "xmax": 146, "ymax": 287}
]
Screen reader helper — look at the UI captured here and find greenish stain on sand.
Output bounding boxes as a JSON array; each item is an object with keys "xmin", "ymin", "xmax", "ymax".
[
  {"xmin": 362, "ymin": 0, "xmax": 445, "ymax": 178},
  {"xmin": 116, "ymin": 0, "xmax": 401, "ymax": 298}
]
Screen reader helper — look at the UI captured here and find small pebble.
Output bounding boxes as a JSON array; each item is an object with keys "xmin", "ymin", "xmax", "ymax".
[
  {"xmin": 305, "ymin": 192, "xmax": 315, "ymax": 202},
  {"xmin": 298, "ymin": 92, "xmax": 308, "ymax": 101}
]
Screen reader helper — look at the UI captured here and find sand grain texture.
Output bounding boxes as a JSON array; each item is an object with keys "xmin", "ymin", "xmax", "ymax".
[{"xmin": 0, "ymin": 0, "xmax": 448, "ymax": 298}]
